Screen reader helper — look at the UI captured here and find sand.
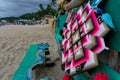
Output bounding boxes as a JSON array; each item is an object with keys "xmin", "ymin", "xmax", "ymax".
[{"xmin": 0, "ymin": 25, "xmax": 64, "ymax": 80}]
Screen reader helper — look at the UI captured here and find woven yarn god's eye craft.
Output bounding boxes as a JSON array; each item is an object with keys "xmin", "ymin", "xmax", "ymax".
[{"xmin": 61, "ymin": 2, "xmax": 110, "ymax": 75}]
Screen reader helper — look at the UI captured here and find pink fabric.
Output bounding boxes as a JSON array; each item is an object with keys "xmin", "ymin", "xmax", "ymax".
[
  {"xmin": 82, "ymin": 35, "xmax": 89, "ymax": 47},
  {"xmin": 62, "ymin": 74, "xmax": 71, "ymax": 80},
  {"xmin": 86, "ymin": 10, "xmax": 101, "ymax": 36},
  {"xmin": 82, "ymin": 3, "xmax": 91, "ymax": 12},
  {"xmin": 94, "ymin": 72, "xmax": 109, "ymax": 80},
  {"xmin": 92, "ymin": 36, "xmax": 105, "ymax": 54}
]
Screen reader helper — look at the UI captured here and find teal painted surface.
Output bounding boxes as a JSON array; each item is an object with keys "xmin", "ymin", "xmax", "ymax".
[
  {"xmin": 55, "ymin": 13, "xmax": 68, "ymax": 52},
  {"xmin": 101, "ymin": 0, "xmax": 120, "ymax": 52},
  {"xmin": 73, "ymin": 62, "xmax": 120, "ymax": 80},
  {"xmin": 40, "ymin": 77, "xmax": 51, "ymax": 80},
  {"xmin": 12, "ymin": 44, "xmax": 48, "ymax": 80},
  {"xmin": 12, "ymin": 44, "xmax": 39, "ymax": 80},
  {"xmin": 73, "ymin": 73, "xmax": 88, "ymax": 80},
  {"xmin": 94, "ymin": 62, "xmax": 120, "ymax": 80}
]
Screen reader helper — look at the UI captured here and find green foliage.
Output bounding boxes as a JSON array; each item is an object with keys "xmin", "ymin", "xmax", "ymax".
[
  {"xmin": 51, "ymin": 0, "xmax": 57, "ymax": 6},
  {"xmin": 0, "ymin": 0, "xmax": 57, "ymax": 22},
  {"xmin": 45, "ymin": 4, "xmax": 56, "ymax": 15},
  {"xmin": 19, "ymin": 12, "xmax": 40, "ymax": 20},
  {"xmin": 0, "ymin": 17, "xmax": 19, "ymax": 22},
  {"xmin": 39, "ymin": 4, "xmax": 45, "ymax": 12}
]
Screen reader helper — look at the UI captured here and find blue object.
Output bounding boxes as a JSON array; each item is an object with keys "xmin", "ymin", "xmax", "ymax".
[
  {"xmin": 40, "ymin": 77, "xmax": 51, "ymax": 80},
  {"xmin": 96, "ymin": 8, "xmax": 103, "ymax": 14},
  {"xmin": 102, "ymin": 13, "xmax": 115, "ymax": 29},
  {"xmin": 91, "ymin": 0, "xmax": 102, "ymax": 8},
  {"xmin": 37, "ymin": 43, "xmax": 49, "ymax": 50}
]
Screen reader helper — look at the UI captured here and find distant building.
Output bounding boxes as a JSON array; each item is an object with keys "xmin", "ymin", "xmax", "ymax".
[
  {"xmin": 1, "ymin": 20, "xmax": 8, "ymax": 25},
  {"xmin": 15, "ymin": 19, "xmax": 33, "ymax": 25}
]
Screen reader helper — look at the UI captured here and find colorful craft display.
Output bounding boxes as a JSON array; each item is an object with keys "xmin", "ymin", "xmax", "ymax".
[{"xmin": 61, "ymin": 3, "xmax": 110, "ymax": 75}]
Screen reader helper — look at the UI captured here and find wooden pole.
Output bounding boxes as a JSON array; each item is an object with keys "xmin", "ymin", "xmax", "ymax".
[{"xmin": 108, "ymin": 49, "xmax": 118, "ymax": 69}]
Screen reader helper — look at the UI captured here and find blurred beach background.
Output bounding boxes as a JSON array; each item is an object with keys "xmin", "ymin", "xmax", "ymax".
[
  {"xmin": 0, "ymin": 24, "xmax": 63, "ymax": 80},
  {"xmin": 0, "ymin": 0, "xmax": 64, "ymax": 80}
]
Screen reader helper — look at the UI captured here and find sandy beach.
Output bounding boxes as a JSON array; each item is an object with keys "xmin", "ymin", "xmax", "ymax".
[{"xmin": 0, "ymin": 25, "xmax": 64, "ymax": 80}]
